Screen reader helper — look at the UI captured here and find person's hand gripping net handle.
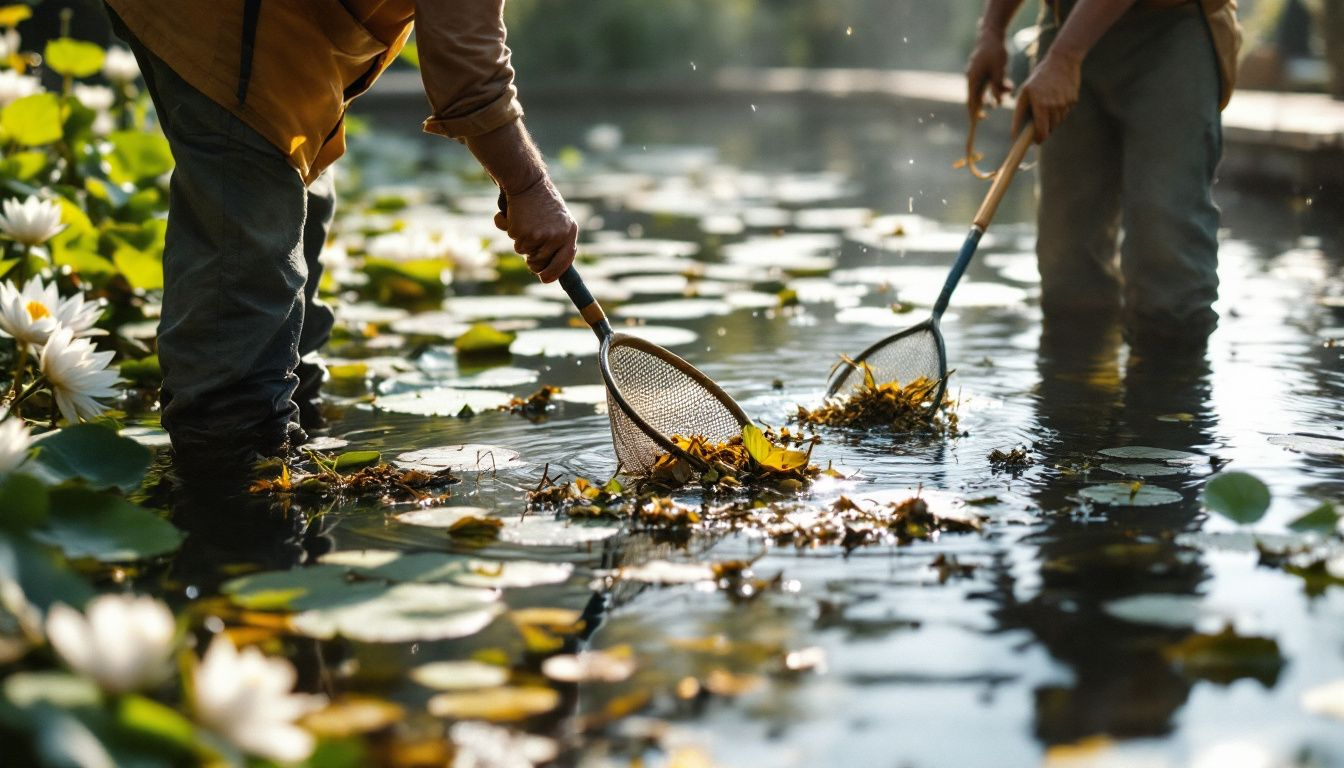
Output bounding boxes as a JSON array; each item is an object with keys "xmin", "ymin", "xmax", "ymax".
[
  {"xmin": 498, "ymin": 191, "xmax": 612, "ymax": 340},
  {"xmin": 932, "ymin": 126, "xmax": 1036, "ymax": 319}
]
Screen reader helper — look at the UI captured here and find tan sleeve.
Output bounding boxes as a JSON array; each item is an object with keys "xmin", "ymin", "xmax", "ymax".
[{"xmin": 415, "ymin": 0, "xmax": 524, "ymax": 140}]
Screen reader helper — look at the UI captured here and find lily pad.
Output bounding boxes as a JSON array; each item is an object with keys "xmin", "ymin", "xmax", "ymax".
[
  {"xmin": 427, "ymin": 686, "xmax": 559, "ymax": 722},
  {"xmin": 1078, "ymin": 483, "xmax": 1183, "ymax": 508},
  {"xmin": 443, "ymin": 367, "xmax": 540, "ymax": 389},
  {"xmin": 30, "ymin": 425, "xmax": 151, "ymax": 493},
  {"xmin": 511, "ymin": 326, "xmax": 697, "ymax": 357},
  {"xmin": 374, "ymin": 388, "xmax": 512, "ymax": 417},
  {"xmin": 1287, "ymin": 503, "xmax": 1341, "ymax": 534},
  {"xmin": 553, "ymin": 384, "xmax": 609, "ymax": 405},
  {"xmin": 497, "ymin": 517, "xmax": 621, "ymax": 548},
  {"xmin": 447, "ymin": 295, "xmax": 566, "ymax": 321},
  {"xmin": 1162, "ymin": 627, "xmax": 1284, "ymax": 687},
  {"xmin": 609, "ymin": 560, "xmax": 716, "ymax": 585},
  {"xmin": 34, "ymin": 488, "xmax": 184, "ymax": 563},
  {"xmin": 1103, "ymin": 593, "xmax": 1242, "ymax": 629},
  {"xmin": 1302, "ymin": 679, "xmax": 1344, "ymax": 721},
  {"xmin": 290, "ymin": 583, "xmax": 503, "ymax": 643},
  {"xmin": 1202, "ymin": 471, "xmax": 1270, "ymax": 525},
  {"xmin": 1097, "ymin": 446, "xmax": 1200, "ymax": 462},
  {"xmin": 411, "ymin": 661, "xmax": 510, "ymax": 691},
  {"xmin": 541, "ymin": 648, "xmax": 636, "ymax": 683},
  {"xmin": 394, "ymin": 445, "xmax": 524, "ymax": 472},
  {"xmin": 1100, "ymin": 462, "xmax": 1184, "ymax": 478},
  {"xmin": 319, "ymin": 550, "xmax": 573, "ymax": 588},
  {"xmin": 394, "ymin": 507, "xmax": 497, "ymax": 528},
  {"xmin": 1267, "ymin": 433, "xmax": 1344, "ymax": 459},
  {"xmin": 614, "ymin": 299, "xmax": 733, "ymax": 320},
  {"xmin": 388, "ymin": 312, "xmax": 471, "ymax": 339}
]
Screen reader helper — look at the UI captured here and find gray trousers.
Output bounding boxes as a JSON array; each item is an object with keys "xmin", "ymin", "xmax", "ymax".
[
  {"xmin": 116, "ymin": 19, "xmax": 335, "ymax": 455},
  {"xmin": 1036, "ymin": 2, "xmax": 1223, "ymax": 347}
]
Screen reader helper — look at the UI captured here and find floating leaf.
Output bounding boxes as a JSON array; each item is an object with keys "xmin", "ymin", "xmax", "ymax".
[
  {"xmin": 0, "ymin": 473, "xmax": 49, "ymax": 530},
  {"xmin": 497, "ymin": 517, "xmax": 620, "ymax": 548},
  {"xmin": 333, "ymin": 450, "xmax": 381, "ymax": 473},
  {"xmin": 1202, "ymin": 471, "xmax": 1270, "ymax": 525},
  {"xmin": 1100, "ymin": 462, "xmax": 1183, "ymax": 478},
  {"xmin": 1267, "ymin": 433, "xmax": 1344, "ymax": 459},
  {"xmin": 411, "ymin": 661, "xmax": 510, "ymax": 691},
  {"xmin": 394, "ymin": 445, "xmax": 524, "ymax": 473},
  {"xmin": 289, "ymin": 583, "xmax": 502, "ymax": 642},
  {"xmin": 741, "ymin": 424, "xmax": 809, "ymax": 472},
  {"xmin": 1097, "ymin": 446, "xmax": 1199, "ymax": 462},
  {"xmin": 35, "ymin": 488, "xmax": 183, "ymax": 562},
  {"xmin": 453, "ymin": 323, "xmax": 514, "ymax": 357},
  {"xmin": 1078, "ymin": 483, "xmax": 1182, "ymax": 508},
  {"xmin": 300, "ymin": 697, "xmax": 405, "ymax": 738},
  {"xmin": 609, "ymin": 560, "xmax": 715, "ymax": 585},
  {"xmin": 1162, "ymin": 627, "xmax": 1284, "ymax": 687},
  {"xmin": 511, "ymin": 326, "xmax": 697, "ymax": 357},
  {"xmin": 1287, "ymin": 502, "xmax": 1340, "ymax": 534},
  {"xmin": 30, "ymin": 424, "xmax": 151, "ymax": 493},
  {"xmin": 394, "ymin": 507, "xmax": 495, "ymax": 529},
  {"xmin": 375, "ymin": 388, "xmax": 511, "ymax": 417},
  {"xmin": 1302, "ymin": 679, "xmax": 1344, "ymax": 721},
  {"xmin": 44, "ymin": 38, "xmax": 105, "ymax": 78},
  {"xmin": 427, "ymin": 686, "xmax": 559, "ymax": 722},
  {"xmin": 541, "ymin": 647, "xmax": 636, "ymax": 683}
]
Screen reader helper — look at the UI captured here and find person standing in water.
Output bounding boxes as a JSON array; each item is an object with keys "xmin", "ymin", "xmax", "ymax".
[
  {"xmin": 966, "ymin": 0, "xmax": 1240, "ymax": 351},
  {"xmin": 103, "ymin": 0, "xmax": 579, "ymax": 473}
]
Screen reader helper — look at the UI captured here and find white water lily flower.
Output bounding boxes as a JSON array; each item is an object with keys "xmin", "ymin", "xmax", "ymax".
[
  {"xmin": 0, "ymin": 279, "xmax": 58, "ymax": 347},
  {"xmin": 0, "ymin": 29, "xmax": 20, "ymax": 60},
  {"xmin": 102, "ymin": 47, "xmax": 140, "ymax": 84},
  {"xmin": 0, "ymin": 196, "xmax": 66, "ymax": 246},
  {"xmin": 39, "ymin": 327, "xmax": 121, "ymax": 423},
  {"xmin": 45, "ymin": 594, "xmax": 177, "ymax": 694},
  {"xmin": 192, "ymin": 635, "xmax": 326, "ymax": 764},
  {"xmin": 0, "ymin": 415, "xmax": 31, "ymax": 477},
  {"xmin": 0, "ymin": 69, "xmax": 40, "ymax": 108},
  {"xmin": 72, "ymin": 84, "xmax": 115, "ymax": 113}
]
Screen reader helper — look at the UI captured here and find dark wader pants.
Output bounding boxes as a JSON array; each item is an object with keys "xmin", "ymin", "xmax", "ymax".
[
  {"xmin": 1036, "ymin": 2, "xmax": 1223, "ymax": 349},
  {"xmin": 111, "ymin": 16, "xmax": 335, "ymax": 459}
]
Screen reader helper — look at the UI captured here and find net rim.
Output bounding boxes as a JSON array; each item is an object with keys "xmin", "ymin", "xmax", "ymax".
[
  {"xmin": 824, "ymin": 316, "xmax": 950, "ymax": 419},
  {"xmin": 599, "ymin": 332, "xmax": 751, "ymax": 472}
]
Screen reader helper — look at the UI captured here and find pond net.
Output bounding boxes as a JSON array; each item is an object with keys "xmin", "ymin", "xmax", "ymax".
[
  {"xmin": 827, "ymin": 323, "xmax": 944, "ymax": 397},
  {"xmin": 602, "ymin": 335, "xmax": 749, "ymax": 474}
]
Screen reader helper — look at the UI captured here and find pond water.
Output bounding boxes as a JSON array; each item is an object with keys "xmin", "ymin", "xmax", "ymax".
[{"xmin": 160, "ymin": 96, "xmax": 1344, "ymax": 766}]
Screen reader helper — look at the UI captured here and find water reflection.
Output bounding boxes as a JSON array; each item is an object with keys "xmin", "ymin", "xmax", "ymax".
[{"xmin": 994, "ymin": 318, "xmax": 1218, "ymax": 743}]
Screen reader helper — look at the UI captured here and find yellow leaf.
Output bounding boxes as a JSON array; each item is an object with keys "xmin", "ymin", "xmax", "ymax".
[{"xmin": 741, "ymin": 424, "xmax": 808, "ymax": 472}]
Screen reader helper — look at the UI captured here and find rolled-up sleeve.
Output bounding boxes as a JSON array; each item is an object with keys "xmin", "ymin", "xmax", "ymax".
[{"xmin": 414, "ymin": 0, "xmax": 523, "ymax": 140}]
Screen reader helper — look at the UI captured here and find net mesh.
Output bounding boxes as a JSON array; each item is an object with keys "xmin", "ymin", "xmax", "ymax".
[
  {"xmin": 604, "ymin": 337, "xmax": 745, "ymax": 474},
  {"xmin": 829, "ymin": 327, "xmax": 943, "ymax": 396}
]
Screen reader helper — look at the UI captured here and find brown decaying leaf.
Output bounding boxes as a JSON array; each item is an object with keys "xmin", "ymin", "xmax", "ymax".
[
  {"xmin": 988, "ymin": 447, "xmax": 1033, "ymax": 469},
  {"xmin": 648, "ymin": 432, "xmax": 820, "ymax": 491},
  {"xmin": 795, "ymin": 361, "xmax": 958, "ymax": 435},
  {"xmin": 250, "ymin": 460, "xmax": 456, "ymax": 501}
]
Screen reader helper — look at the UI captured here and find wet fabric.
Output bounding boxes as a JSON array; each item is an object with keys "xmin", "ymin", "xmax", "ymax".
[
  {"xmin": 1035, "ymin": 2, "xmax": 1223, "ymax": 349},
  {"xmin": 103, "ymin": 0, "xmax": 523, "ymax": 182},
  {"xmin": 113, "ymin": 16, "xmax": 335, "ymax": 460}
]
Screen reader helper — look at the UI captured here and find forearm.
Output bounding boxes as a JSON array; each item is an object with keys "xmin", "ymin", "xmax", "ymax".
[
  {"xmin": 978, "ymin": 0, "xmax": 1027, "ymax": 37},
  {"xmin": 464, "ymin": 120, "xmax": 547, "ymax": 195},
  {"xmin": 1047, "ymin": 0, "xmax": 1138, "ymax": 64}
]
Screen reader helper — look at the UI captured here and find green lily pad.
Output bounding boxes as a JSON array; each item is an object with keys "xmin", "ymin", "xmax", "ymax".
[
  {"xmin": 374, "ymin": 388, "xmax": 511, "ymax": 417},
  {"xmin": 31, "ymin": 424, "xmax": 151, "ymax": 493},
  {"xmin": 411, "ymin": 661, "xmax": 510, "ymax": 691},
  {"xmin": 1100, "ymin": 462, "xmax": 1184, "ymax": 478},
  {"xmin": 1287, "ymin": 503, "xmax": 1341, "ymax": 534},
  {"xmin": 394, "ymin": 445, "xmax": 524, "ymax": 473},
  {"xmin": 453, "ymin": 323, "xmax": 515, "ymax": 357},
  {"xmin": 290, "ymin": 583, "xmax": 502, "ymax": 643},
  {"xmin": 1163, "ymin": 627, "xmax": 1285, "ymax": 687},
  {"xmin": 34, "ymin": 488, "xmax": 183, "ymax": 562},
  {"xmin": 333, "ymin": 450, "xmax": 381, "ymax": 473},
  {"xmin": 1202, "ymin": 471, "xmax": 1271, "ymax": 525},
  {"xmin": 1097, "ymin": 446, "xmax": 1200, "ymax": 462},
  {"xmin": 1267, "ymin": 433, "xmax": 1344, "ymax": 459},
  {"xmin": 1078, "ymin": 483, "xmax": 1183, "ymax": 508}
]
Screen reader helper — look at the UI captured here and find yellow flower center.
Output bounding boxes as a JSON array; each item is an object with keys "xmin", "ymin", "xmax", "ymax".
[{"xmin": 25, "ymin": 301, "xmax": 50, "ymax": 321}]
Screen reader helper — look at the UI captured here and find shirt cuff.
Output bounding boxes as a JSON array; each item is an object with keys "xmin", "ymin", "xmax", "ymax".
[{"xmin": 422, "ymin": 92, "xmax": 524, "ymax": 140}]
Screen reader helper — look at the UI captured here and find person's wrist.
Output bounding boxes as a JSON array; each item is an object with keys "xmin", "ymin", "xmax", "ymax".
[
  {"xmin": 1043, "ymin": 42, "xmax": 1084, "ymax": 70},
  {"xmin": 976, "ymin": 19, "xmax": 1007, "ymax": 42}
]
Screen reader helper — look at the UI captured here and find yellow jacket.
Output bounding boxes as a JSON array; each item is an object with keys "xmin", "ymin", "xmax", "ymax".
[{"xmin": 106, "ymin": 0, "xmax": 524, "ymax": 183}]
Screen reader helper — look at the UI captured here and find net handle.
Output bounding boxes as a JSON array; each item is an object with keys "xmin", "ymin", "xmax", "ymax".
[{"xmin": 497, "ymin": 190, "xmax": 611, "ymax": 339}]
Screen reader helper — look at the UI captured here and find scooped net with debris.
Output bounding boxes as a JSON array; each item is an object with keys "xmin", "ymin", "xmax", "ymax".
[{"xmin": 796, "ymin": 359, "xmax": 959, "ymax": 435}]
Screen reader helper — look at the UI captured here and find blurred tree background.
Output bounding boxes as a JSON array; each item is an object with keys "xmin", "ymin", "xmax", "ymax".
[{"xmin": 502, "ymin": 0, "xmax": 987, "ymax": 77}]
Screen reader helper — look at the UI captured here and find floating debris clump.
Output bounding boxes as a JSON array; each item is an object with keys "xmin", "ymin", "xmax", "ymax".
[
  {"xmin": 498, "ymin": 385, "xmax": 562, "ymax": 421},
  {"xmin": 648, "ymin": 425, "xmax": 820, "ymax": 491},
  {"xmin": 796, "ymin": 361, "xmax": 958, "ymax": 435},
  {"xmin": 988, "ymin": 447, "xmax": 1033, "ymax": 470}
]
